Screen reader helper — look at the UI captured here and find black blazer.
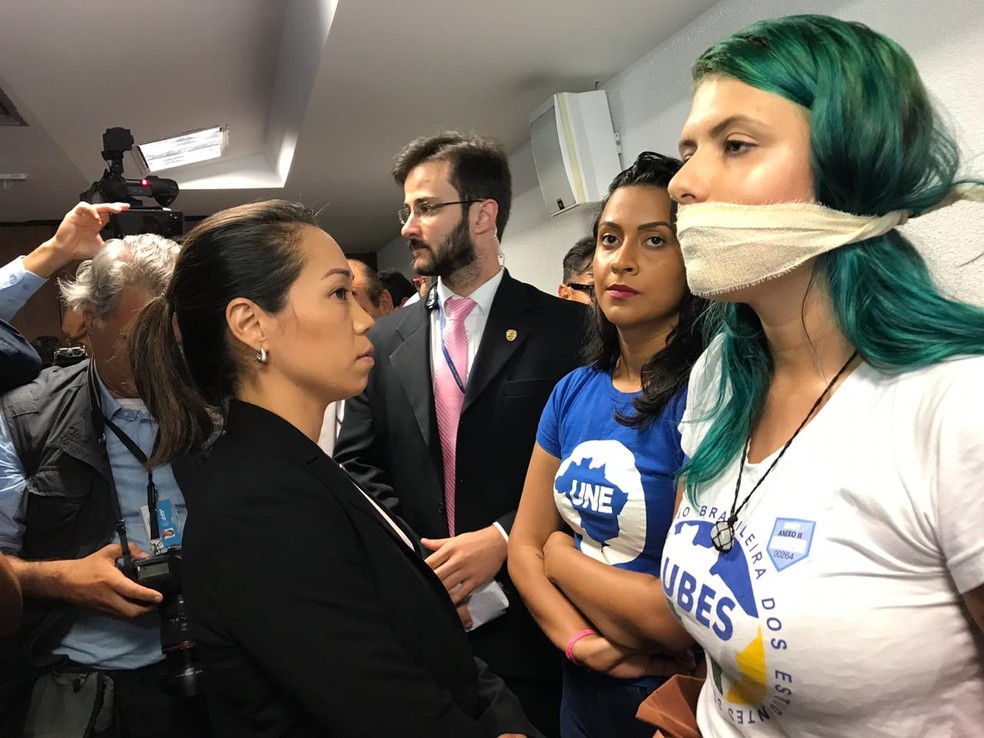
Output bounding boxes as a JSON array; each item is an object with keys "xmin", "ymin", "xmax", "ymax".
[
  {"xmin": 334, "ymin": 272, "xmax": 586, "ymax": 678},
  {"xmin": 0, "ymin": 320, "xmax": 41, "ymax": 393},
  {"xmin": 182, "ymin": 401, "xmax": 540, "ymax": 738}
]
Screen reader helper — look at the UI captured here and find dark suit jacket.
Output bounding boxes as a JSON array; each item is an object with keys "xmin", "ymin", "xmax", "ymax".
[
  {"xmin": 0, "ymin": 321, "xmax": 41, "ymax": 393},
  {"xmin": 183, "ymin": 401, "xmax": 540, "ymax": 738},
  {"xmin": 333, "ymin": 271, "xmax": 586, "ymax": 679}
]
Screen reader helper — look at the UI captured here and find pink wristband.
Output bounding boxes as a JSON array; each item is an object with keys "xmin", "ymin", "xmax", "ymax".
[{"xmin": 565, "ymin": 629, "xmax": 598, "ymax": 664}]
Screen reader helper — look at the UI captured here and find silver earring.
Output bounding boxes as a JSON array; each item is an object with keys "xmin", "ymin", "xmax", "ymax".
[{"xmin": 256, "ymin": 346, "xmax": 268, "ymax": 364}]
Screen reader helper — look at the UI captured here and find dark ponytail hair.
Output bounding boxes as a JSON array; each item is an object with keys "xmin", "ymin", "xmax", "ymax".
[
  {"xmin": 129, "ymin": 199, "xmax": 317, "ymax": 466},
  {"xmin": 583, "ymin": 152, "xmax": 710, "ymax": 426}
]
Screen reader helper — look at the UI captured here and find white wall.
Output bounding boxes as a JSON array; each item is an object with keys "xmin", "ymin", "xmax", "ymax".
[{"xmin": 380, "ymin": 0, "xmax": 984, "ymax": 304}]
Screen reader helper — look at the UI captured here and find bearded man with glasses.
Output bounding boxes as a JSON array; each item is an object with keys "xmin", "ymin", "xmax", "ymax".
[{"xmin": 334, "ymin": 131, "xmax": 586, "ymax": 738}]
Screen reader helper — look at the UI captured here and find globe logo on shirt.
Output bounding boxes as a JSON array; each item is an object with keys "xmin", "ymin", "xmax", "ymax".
[
  {"xmin": 556, "ymin": 459, "xmax": 628, "ymax": 542},
  {"xmin": 554, "ymin": 440, "xmax": 646, "ymax": 566},
  {"xmin": 663, "ymin": 514, "xmax": 771, "ymax": 708},
  {"xmin": 672, "ymin": 520, "xmax": 758, "ymax": 619}
]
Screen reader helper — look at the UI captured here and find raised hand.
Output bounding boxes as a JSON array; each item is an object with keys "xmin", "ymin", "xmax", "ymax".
[{"xmin": 23, "ymin": 202, "xmax": 130, "ymax": 278}]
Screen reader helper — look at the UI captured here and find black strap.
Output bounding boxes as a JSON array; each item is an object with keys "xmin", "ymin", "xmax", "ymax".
[
  {"xmin": 86, "ymin": 366, "xmax": 160, "ymax": 573},
  {"xmin": 437, "ymin": 299, "xmax": 468, "ymax": 394},
  {"xmin": 102, "ymin": 416, "xmax": 159, "ymax": 541}
]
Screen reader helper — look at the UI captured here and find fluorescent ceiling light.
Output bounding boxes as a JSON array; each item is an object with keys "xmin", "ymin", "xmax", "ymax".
[{"xmin": 137, "ymin": 126, "xmax": 228, "ymax": 172}]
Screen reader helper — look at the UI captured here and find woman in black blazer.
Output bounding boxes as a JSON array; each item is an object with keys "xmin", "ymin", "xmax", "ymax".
[{"xmin": 128, "ymin": 200, "xmax": 539, "ymax": 738}]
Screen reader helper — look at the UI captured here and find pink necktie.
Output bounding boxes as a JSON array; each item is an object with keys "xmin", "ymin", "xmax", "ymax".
[{"xmin": 434, "ymin": 295, "xmax": 477, "ymax": 536}]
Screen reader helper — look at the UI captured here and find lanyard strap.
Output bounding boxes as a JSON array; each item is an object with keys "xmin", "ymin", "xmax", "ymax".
[
  {"xmin": 437, "ymin": 299, "xmax": 467, "ymax": 394},
  {"xmin": 102, "ymin": 415, "xmax": 160, "ymax": 542},
  {"xmin": 87, "ymin": 367, "xmax": 162, "ymax": 566},
  {"xmin": 87, "ymin": 367, "xmax": 133, "ymax": 569}
]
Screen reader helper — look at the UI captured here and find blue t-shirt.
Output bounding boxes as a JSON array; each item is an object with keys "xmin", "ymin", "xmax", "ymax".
[{"xmin": 537, "ymin": 365, "xmax": 686, "ymax": 575}]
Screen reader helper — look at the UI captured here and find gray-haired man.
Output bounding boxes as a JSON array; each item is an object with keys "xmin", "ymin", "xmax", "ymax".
[{"xmin": 0, "ymin": 204, "xmax": 210, "ymax": 736}]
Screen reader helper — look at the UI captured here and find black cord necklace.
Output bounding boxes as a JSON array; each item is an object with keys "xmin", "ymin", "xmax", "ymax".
[{"xmin": 711, "ymin": 351, "xmax": 859, "ymax": 554}]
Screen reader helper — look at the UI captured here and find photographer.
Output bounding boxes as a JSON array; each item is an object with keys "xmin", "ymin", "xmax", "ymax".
[{"xmin": 0, "ymin": 216, "xmax": 209, "ymax": 737}]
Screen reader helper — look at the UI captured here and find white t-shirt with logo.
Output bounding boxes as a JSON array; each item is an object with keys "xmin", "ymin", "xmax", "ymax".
[{"xmin": 661, "ymin": 337, "xmax": 984, "ymax": 737}]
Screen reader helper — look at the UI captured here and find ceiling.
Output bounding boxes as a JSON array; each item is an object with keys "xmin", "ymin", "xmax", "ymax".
[{"xmin": 0, "ymin": 0, "xmax": 719, "ymax": 252}]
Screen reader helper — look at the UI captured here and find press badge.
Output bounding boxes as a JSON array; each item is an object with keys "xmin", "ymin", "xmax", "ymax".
[{"xmin": 140, "ymin": 499, "xmax": 183, "ymax": 549}]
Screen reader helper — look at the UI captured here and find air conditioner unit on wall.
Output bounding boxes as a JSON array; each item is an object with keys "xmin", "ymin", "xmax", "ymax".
[{"xmin": 529, "ymin": 90, "xmax": 622, "ymax": 217}]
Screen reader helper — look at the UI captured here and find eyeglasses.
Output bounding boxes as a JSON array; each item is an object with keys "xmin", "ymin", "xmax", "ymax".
[
  {"xmin": 566, "ymin": 282, "xmax": 594, "ymax": 295},
  {"xmin": 398, "ymin": 200, "xmax": 481, "ymax": 225}
]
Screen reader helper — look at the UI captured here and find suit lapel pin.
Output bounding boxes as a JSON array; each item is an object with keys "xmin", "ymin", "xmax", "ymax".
[{"xmin": 505, "ymin": 329, "xmax": 517, "ymax": 342}]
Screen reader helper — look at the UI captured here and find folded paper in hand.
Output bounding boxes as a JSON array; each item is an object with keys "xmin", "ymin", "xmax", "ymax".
[{"xmin": 464, "ymin": 580, "xmax": 509, "ymax": 632}]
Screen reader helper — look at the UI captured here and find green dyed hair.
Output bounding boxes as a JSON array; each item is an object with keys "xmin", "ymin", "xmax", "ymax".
[{"xmin": 680, "ymin": 14, "xmax": 984, "ymax": 497}]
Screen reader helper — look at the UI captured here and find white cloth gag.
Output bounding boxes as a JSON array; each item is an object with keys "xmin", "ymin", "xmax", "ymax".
[{"xmin": 676, "ymin": 183, "xmax": 984, "ymax": 297}]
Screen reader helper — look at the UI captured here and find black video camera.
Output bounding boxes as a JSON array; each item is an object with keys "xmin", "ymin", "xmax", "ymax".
[
  {"xmin": 121, "ymin": 549, "xmax": 204, "ymax": 698},
  {"xmin": 80, "ymin": 127, "xmax": 183, "ymax": 239}
]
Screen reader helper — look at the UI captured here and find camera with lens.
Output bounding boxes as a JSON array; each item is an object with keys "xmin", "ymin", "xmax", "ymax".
[
  {"xmin": 80, "ymin": 127, "xmax": 183, "ymax": 239},
  {"xmin": 120, "ymin": 549, "xmax": 204, "ymax": 697}
]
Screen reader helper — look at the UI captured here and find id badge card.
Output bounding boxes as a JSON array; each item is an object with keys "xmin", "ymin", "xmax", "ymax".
[{"xmin": 140, "ymin": 499, "xmax": 183, "ymax": 549}]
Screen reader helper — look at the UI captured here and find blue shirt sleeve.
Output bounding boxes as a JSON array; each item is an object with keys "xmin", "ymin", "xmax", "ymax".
[
  {"xmin": 0, "ymin": 410, "xmax": 27, "ymax": 553},
  {"xmin": 536, "ymin": 370, "xmax": 576, "ymax": 459},
  {"xmin": 0, "ymin": 257, "xmax": 47, "ymax": 323}
]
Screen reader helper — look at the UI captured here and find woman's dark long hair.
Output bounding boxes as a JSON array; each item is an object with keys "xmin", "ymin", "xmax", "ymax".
[
  {"xmin": 583, "ymin": 152, "xmax": 710, "ymax": 427},
  {"xmin": 128, "ymin": 199, "xmax": 317, "ymax": 467}
]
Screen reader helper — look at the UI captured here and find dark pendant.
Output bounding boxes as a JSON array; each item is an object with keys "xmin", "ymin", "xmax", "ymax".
[{"xmin": 712, "ymin": 519, "xmax": 735, "ymax": 553}]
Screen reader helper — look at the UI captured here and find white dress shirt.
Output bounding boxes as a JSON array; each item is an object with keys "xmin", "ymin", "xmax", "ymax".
[
  {"xmin": 429, "ymin": 268, "xmax": 504, "ymax": 381},
  {"xmin": 318, "ymin": 401, "xmax": 344, "ymax": 456}
]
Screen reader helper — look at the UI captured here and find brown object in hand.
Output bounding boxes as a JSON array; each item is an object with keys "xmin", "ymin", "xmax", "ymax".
[{"xmin": 635, "ymin": 674, "xmax": 704, "ymax": 738}]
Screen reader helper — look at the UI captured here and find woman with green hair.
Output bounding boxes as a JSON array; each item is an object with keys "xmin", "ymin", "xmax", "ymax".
[{"xmin": 657, "ymin": 14, "xmax": 984, "ymax": 737}]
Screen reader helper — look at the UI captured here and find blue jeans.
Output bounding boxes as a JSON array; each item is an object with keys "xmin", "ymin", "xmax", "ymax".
[{"xmin": 559, "ymin": 660, "xmax": 659, "ymax": 738}]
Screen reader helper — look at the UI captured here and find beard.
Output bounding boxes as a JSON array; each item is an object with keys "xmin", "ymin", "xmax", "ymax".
[{"xmin": 408, "ymin": 217, "xmax": 478, "ymax": 277}]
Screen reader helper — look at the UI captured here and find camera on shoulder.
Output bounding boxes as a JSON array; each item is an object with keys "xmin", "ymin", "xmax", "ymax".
[
  {"xmin": 52, "ymin": 346, "xmax": 88, "ymax": 368},
  {"xmin": 80, "ymin": 127, "xmax": 183, "ymax": 239}
]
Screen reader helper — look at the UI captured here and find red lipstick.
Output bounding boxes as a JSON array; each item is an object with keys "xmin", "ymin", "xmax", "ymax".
[{"xmin": 606, "ymin": 283, "xmax": 640, "ymax": 299}]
